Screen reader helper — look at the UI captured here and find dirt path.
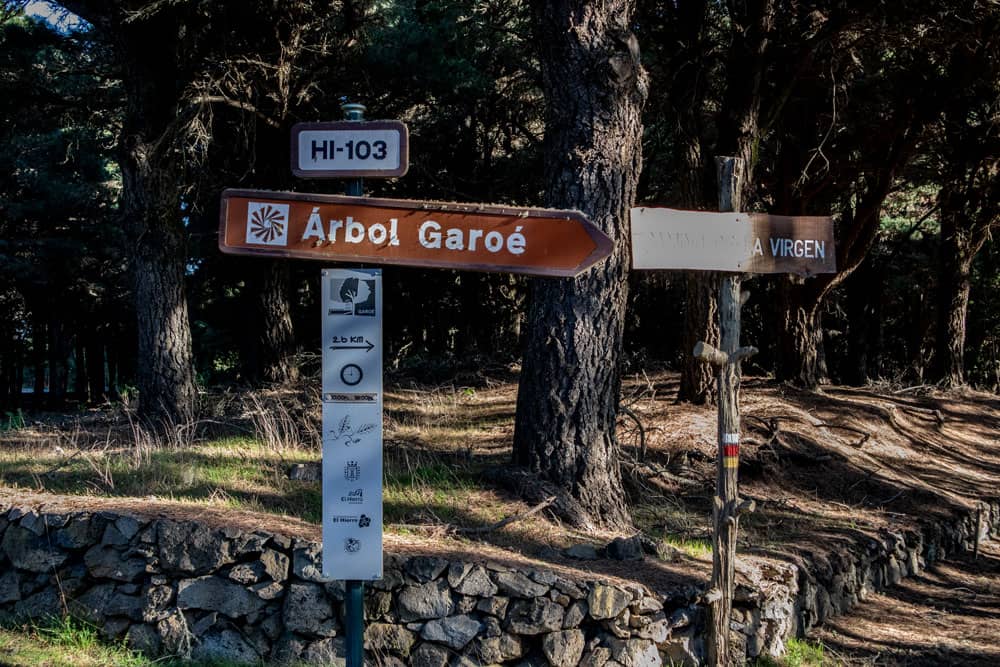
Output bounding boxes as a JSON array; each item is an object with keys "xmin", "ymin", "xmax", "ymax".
[{"xmin": 809, "ymin": 539, "xmax": 1000, "ymax": 666}]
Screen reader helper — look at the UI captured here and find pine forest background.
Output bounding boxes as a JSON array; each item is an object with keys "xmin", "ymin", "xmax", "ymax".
[{"xmin": 1, "ymin": 0, "xmax": 999, "ymax": 417}]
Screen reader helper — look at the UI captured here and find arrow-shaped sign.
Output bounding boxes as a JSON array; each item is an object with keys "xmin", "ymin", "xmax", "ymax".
[
  {"xmin": 330, "ymin": 340, "xmax": 375, "ymax": 353},
  {"xmin": 219, "ymin": 189, "xmax": 612, "ymax": 277},
  {"xmin": 630, "ymin": 207, "xmax": 836, "ymax": 276}
]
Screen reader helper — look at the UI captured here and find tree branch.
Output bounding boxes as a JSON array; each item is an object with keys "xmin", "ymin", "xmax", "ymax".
[{"xmin": 187, "ymin": 95, "xmax": 282, "ymax": 129}]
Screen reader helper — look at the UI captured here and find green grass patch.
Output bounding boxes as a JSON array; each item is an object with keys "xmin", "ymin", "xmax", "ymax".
[
  {"xmin": 0, "ymin": 615, "xmax": 274, "ymax": 666},
  {"xmin": 0, "ymin": 617, "xmax": 146, "ymax": 667},
  {"xmin": 782, "ymin": 638, "xmax": 827, "ymax": 666},
  {"xmin": 0, "ymin": 436, "xmax": 322, "ymax": 522},
  {"xmin": 752, "ymin": 638, "xmax": 829, "ymax": 667},
  {"xmin": 384, "ymin": 463, "xmax": 486, "ymax": 525},
  {"xmin": 661, "ymin": 535, "xmax": 713, "ymax": 559},
  {"xmin": 631, "ymin": 503, "xmax": 713, "ymax": 560},
  {"xmin": 2, "ymin": 409, "xmax": 25, "ymax": 432}
]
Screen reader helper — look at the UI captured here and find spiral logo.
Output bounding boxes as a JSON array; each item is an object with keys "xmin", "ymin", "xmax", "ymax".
[{"xmin": 246, "ymin": 202, "xmax": 290, "ymax": 246}]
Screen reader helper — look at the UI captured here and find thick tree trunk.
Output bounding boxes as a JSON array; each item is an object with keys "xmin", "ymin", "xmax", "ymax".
[
  {"xmin": 513, "ymin": 0, "xmax": 647, "ymax": 530},
  {"xmin": 844, "ymin": 257, "xmax": 883, "ymax": 385},
  {"xmin": 47, "ymin": 318, "xmax": 69, "ymax": 409},
  {"xmin": 119, "ymin": 30, "xmax": 197, "ymax": 425},
  {"xmin": 677, "ymin": 86, "xmax": 718, "ymax": 403},
  {"xmin": 716, "ymin": 0, "xmax": 774, "ymax": 204},
  {"xmin": 775, "ymin": 282, "xmax": 824, "ymax": 388},
  {"xmin": 247, "ymin": 260, "xmax": 298, "ymax": 384},
  {"xmin": 87, "ymin": 333, "xmax": 106, "ymax": 404},
  {"xmin": 935, "ymin": 210, "xmax": 976, "ymax": 388},
  {"xmin": 31, "ymin": 317, "xmax": 46, "ymax": 397},
  {"xmin": 679, "ymin": 273, "xmax": 718, "ymax": 403}
]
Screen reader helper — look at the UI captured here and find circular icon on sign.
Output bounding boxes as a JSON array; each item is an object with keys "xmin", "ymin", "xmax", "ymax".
[{"xmin": 340, "ymin": 363, "xmax": 363, "ymax": 386}]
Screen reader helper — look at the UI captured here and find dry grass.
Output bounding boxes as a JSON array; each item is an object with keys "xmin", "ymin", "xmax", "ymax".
[{"xmin": 1, "ymin": 372, "xmax": 998, "ymax": 593}]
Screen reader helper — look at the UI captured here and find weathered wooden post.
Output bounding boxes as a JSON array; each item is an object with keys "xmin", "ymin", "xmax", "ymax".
[
  {"xmin": 694, "ymin": 156, "xmax": 757, "ymax": 666},
  {"xmin": 630, "ymin": 157, "xmax": 836, "ymax": 667}
]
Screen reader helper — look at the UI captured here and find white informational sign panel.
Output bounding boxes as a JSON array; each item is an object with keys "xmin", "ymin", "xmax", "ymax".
[{"xmin": 321, "ymin": 268, "xmax": 383, "ymax": 581}]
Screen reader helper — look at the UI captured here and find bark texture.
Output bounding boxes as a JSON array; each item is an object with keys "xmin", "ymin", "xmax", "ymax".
[
  {"xmin": 86, "ymin": 330, "xmax": 106, "ymax": 404},
  {"xmin": 664, "ymin": 0, "xmax": 717, "ymax": 401},
  {"xmin": 935, "ymin": 197, "xmax": 983, "ymax": 388},
  {"xmin": 249, "ymin": 260, "xmax": 298, "ymax": 384},
  {"xmin": 680, "ymin": 274, "xmax": 718, "ymax": 403},
  {"xmin": 716, "ymin": 0, "xmax": 774, "ymax": 203},
  {"xmin": 119, "ymin": 21, "xmax": 197, "ymax": 425},
  {"xmin": 514, "ymin": 0, "xmax": 647, "ymax": 530},
  {"xmin": 776, "ymin": 283, "xmax": 823, "ymax": 388}
]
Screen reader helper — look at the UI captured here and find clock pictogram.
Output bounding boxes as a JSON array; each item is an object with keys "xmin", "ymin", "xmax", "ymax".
[{"xmin": 340, "ymin": 363, "xmax": 363, "ymax": 386}]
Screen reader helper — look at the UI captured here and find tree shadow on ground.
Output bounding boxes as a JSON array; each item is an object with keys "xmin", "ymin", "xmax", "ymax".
[{"xmin": 809, "ymin": 543, "xmax": 1000, "ymax": 666}]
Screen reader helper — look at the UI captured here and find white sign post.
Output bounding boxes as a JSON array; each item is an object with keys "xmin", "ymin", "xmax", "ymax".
[{"xmin": 321, "ymin": 268, "xmax": 383, "ymax": 581}]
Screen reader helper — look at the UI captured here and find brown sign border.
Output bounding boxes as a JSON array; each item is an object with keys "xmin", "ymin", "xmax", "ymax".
[
  {"xmin": 218, "ymin": 189, "xmax": 613, "ymax": 278},
  {"xmin": 290, "ymin": 121, "xmax": 409, "ymax": 179}
]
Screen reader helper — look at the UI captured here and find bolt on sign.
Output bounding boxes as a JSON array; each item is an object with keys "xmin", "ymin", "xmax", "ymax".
[
  {"xmin": 291, "ymin": 121, "xmax": 409, "ymax": 179},
  {"xmin": 220, "ymin": 189, "xmax": 612, "ymax": 277},
  {"xmin": 322, "ymin": 268, "xmax": 383, "ymax": 581},
  {"xmin": 629, "ymin": 207, "xmax": 836, "ymax": 276}
]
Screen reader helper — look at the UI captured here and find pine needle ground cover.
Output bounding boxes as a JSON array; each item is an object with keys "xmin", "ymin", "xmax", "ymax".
[{"xmin": 1, "ymin": 372, "xmax": 999, "ymax": 664}]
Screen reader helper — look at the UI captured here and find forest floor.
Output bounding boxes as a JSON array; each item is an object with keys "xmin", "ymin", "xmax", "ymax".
[{"xmin": 1, "ymin": 370, "xmax": 999, "ymax": 665}]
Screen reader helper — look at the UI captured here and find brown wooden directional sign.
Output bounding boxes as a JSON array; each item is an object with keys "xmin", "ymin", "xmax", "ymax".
[
  {"xmin": 219, "ymin": 189, "xmax": 612, "ymax": 277},
  {"xmin": 630, "ymin": 207, "xmax": 836, "ymax": 276}
]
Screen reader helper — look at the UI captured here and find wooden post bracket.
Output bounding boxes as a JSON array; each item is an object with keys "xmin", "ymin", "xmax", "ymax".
[
  {"xmin": 714, "ymin": 494, "xmax": 757, "ymax": 529},
  {"xmin": 693, "ymin": 342, "xmax": 759, "ymax": 367}
]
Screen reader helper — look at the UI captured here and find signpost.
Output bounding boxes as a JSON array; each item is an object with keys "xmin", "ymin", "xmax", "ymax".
[
  {"xmin": 218, "ymin": 189, "xmax": 612, "ymax": 277},
  {"xmin": 220, "ymin": 101, "xmax": 611, "ymax": 667},
  {"xmin": 630, "ymin": 163, "xmax": 836, "ymax": 667},
  {"xmin": 321, "ymin": 268, "xmax": 383, "ymax": 583}
]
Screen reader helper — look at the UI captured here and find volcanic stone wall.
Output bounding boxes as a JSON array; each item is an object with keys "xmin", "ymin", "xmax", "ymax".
[
  {"xmin": 0, "ymin": 499, "xmax": 995, "ymax": 665},
  {"xmin": 0, "ymin": 506, "xmax": 682, "ymax": 665}
]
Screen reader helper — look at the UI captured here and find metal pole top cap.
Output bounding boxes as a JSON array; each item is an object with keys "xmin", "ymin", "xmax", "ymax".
[{"xmin": 341, "ymin": 102, "xmax": 366, "ymax": 120}]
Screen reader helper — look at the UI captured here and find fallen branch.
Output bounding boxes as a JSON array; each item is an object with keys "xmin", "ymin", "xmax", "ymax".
[
  {"xmin": 892, "ymin": 384, "xmax": 934, "ymax": 395},
  {"xmin": 483, "ymin": 467, "xmax": 597, "ymax": 531},
  {"xmin": 744, "ymin": 415, "xmax": 779, "ymax": 443},
  {"xmin": 623, "ymin": 460, "xmax": 702, "ymax": 488},
  {"xmin": 457, "ymin": 496, "xmax": 557, "ymax": 534},
  {"xmin": 817, "ymin": 423, "xmax": 871, "ymax": 447},
  {"xmin": 42, "ymin": 448, "xmax": 86, "ymax": 479},
  {"xmin": 619, "ymin": 406, "xmax": 647, "ymax": 461}
]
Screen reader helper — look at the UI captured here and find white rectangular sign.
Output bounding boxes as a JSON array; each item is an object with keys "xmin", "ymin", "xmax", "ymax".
[
  {"xmin": 630, "ymin": 208, "xmax": 753, "ymax": 271},
  {"xmin": 291, "ymin": 121, "xmax": 408, "ymax": 178},
  {"xmin": 321, "ymin": 268, "xmax": 383, "ymax": 581}
]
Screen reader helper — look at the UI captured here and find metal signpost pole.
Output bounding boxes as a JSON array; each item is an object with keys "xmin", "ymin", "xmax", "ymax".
[{"xmin": 341, "ymin": 100, "xmax": 365, "ymax": 667}]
